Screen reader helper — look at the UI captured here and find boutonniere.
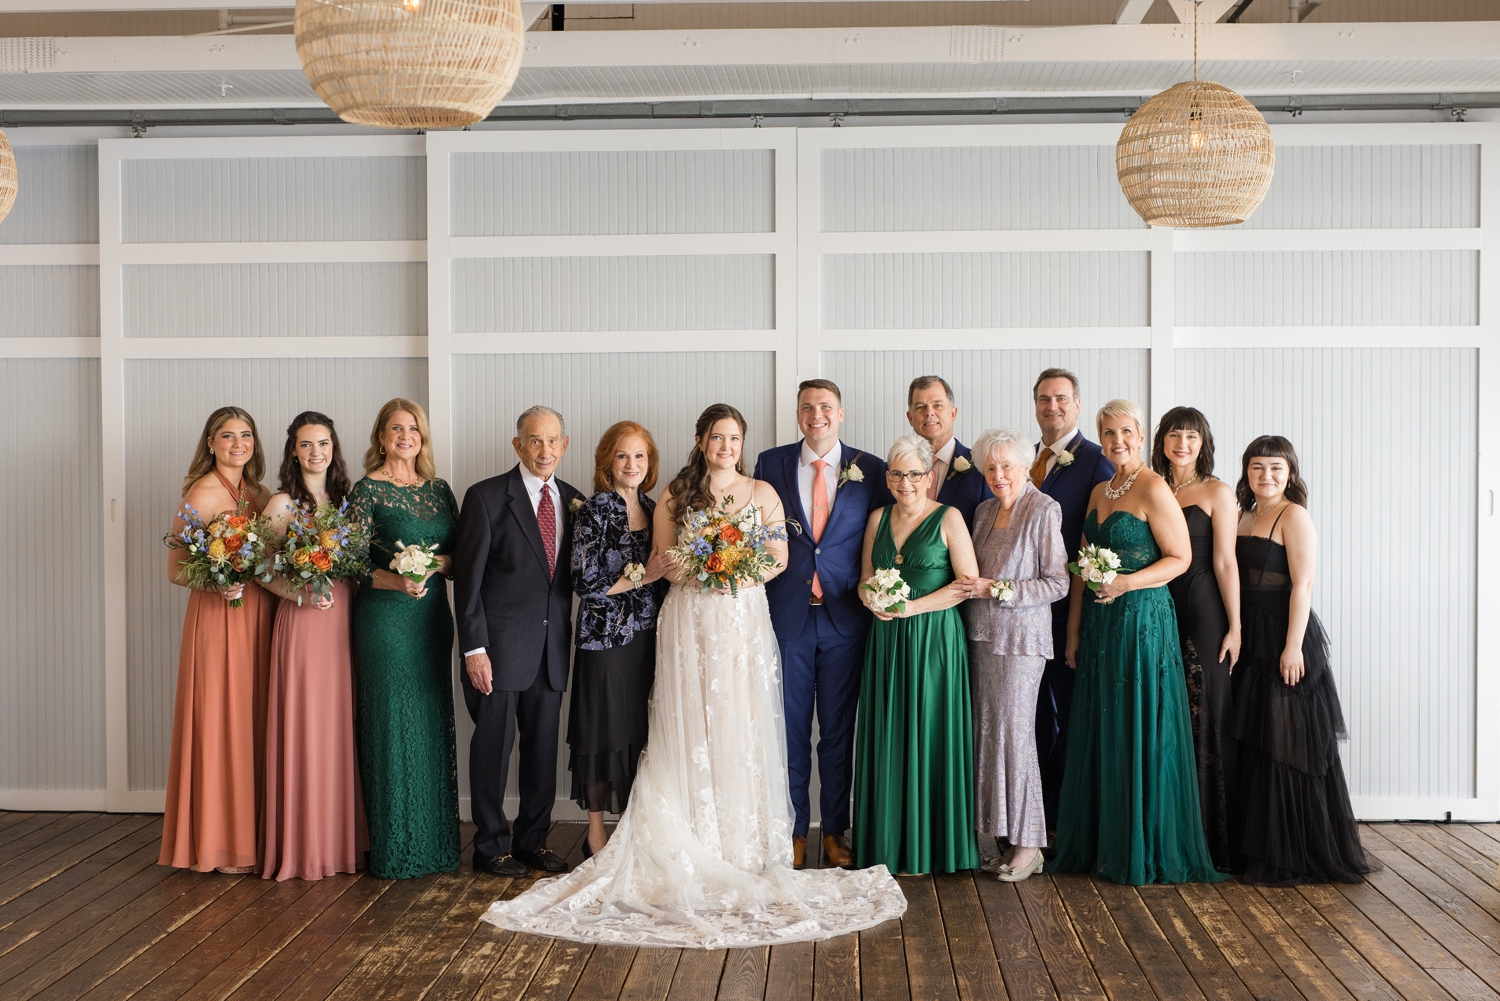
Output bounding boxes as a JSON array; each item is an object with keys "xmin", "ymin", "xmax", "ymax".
[
  {"xmin": 947, "ymin": 455, "xmax": 972, "ymax": 481},
  {"xmin": 568, "ymin": 497, "xmax": 583, "ymax": 517},
  {"xmin": 1054, "ymin": 449, "xmax": 1075, "ymax": 468},
  {"xmin": 837, "ymin": 453, "xmax": 865, "ymax": 489}
]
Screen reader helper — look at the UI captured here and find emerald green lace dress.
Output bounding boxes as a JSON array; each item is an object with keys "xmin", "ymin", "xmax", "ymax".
[
  {"xmin": 348, "ymin": 477, "xmax": 462, "ymax": 879},
  {"xmin": 1053, "ymin": 510, "xmax": 1226, "ymax": 885},
  {"xmin": 853, "ymin": 506, "xmax": 979, "ymax": 875}
]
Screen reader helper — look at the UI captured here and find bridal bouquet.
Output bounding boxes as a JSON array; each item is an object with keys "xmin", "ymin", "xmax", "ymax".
[
  {"xmin": 390, "ymin": 540, "xmax": 440, "ymax": 582},
  {"xmin": 668, "ymin": 497, "xmax": 789, "ymax": 596},
  {"xmin": 164, "ymin": 501, "xmax": 273, "ymax": 608},
  {"xmin": 862, "ymin": 567, "xmax": 911, "ymax": 615},
  {"xmin": 276, "ymin": 501, "xmax": 369, "ymax": 605},
  {"xmin": 1069, "ymin": 544, "xmax": 1121, "ymax": 604}
]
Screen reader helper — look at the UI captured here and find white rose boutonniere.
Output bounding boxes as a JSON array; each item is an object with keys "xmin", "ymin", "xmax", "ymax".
[
  {"xmin": 568, "ymin": 497, "xmax": 584, "ymax": 516},
  {"xmin": 952, "ymin": 455, "xmax": 972, "ymax": 474},
  {"xmin": 837, "ymin": 457, "xmax": 865, "ymax": 489},
  {"xmin": 989, "ymin": 578, "xmax": 1016, "ymax": 602},
  {"xmin": 1054, "ymin": 449, "xmax": 1075, "ymax": 468}
]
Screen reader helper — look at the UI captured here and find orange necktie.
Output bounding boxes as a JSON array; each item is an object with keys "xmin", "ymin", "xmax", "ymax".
[
  {"xmin": 1030, "ymin": 448, "xmax": 1051, "ymax": 488},
  {"xmin": 810, "ymin": 459, "xmax": 830, "ymax": 598}
]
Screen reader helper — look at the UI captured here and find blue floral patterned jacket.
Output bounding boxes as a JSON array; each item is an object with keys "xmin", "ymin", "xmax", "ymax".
[{"xmin": 571, "ymin": 490, "xmax": 666, "ymax": 650}]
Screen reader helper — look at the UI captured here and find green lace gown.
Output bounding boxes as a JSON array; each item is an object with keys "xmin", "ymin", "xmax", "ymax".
[
  {"xmin": 348, "ymin": 478, "xmax": 462, "ymax": 879},
  {"xmin": 1053, "ymin": 510, "xmax": 1227, "ymax": 885},
  {"xmin": 854, "ymin": 506, "xmax": 979, "ymax": 875}
]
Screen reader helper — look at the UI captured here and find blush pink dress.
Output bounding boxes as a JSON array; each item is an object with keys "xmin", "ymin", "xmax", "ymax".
[
  {"xmin": 159, "ymin": 477, "xmax": 275, "ymax": 872},
  {"xmin": 261, "ymin": 578, "xmax": 368, "ymax": 880}
]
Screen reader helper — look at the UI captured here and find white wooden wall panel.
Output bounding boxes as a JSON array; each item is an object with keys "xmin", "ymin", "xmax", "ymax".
[
  {"xmin": 0, "ymin": 145, "xmax": 97, "ymax": 245},
  {"xmin": 120, "ymin": 156, "xmax": 426, "ymax": 243},
  {"xmin": 0, "ymin": 266, "xmax": 100, "ymax": 337},
  {"xmin": 825, "ymin": 349, "xmax": 1151, "ymax": 455},
  {"xmin": 1175, "ymin": 348, "xmax": 1476, "ymax": 801},
  {"xmin": 451, "ymin": 150, "xmax": 774, "ymax": 236},
  {"xmin": 823, "ymin": 252, "xmax": 1149, "ymax": 329},
  {"xmin": 122, "ymin": 263, "xmax": 427, "ymax": 339},
  {"xmin": 1176, "ymin": 251, "xmax": 1479, "ymax": 326},
  {"xmin": 448, "ymin": 350, "xmax": 777, "ymax": 811},
  {"xmin": 453, "ymin": 255, "xmax": 774, "ymax": 333},
  {"xmin": 820, "ymin": 146, "xmax": 1144, "ymax": 232},
  {"xmin": 123, "ymin": 357, "xmax": 427, "ymax": 792},
  {"xmin": 1236, "ymin": 144, "xmax": 1479, "ymax": 230},
  {"xmin": 0, "ymin": 359, "xmax": 104, "ymax": 791}
]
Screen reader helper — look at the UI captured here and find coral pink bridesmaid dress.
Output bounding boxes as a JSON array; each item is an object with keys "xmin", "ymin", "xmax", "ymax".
[
  {"xmin": 261, "ymin": 578, "xmax": 368, "ymax": 880},
  {"xmin": 159, "ymin": 475, "xmax": 275, "ymax": 872}
]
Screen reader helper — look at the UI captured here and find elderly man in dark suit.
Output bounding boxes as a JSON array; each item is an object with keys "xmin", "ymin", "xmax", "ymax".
[
  {"xmin": 1028, "ymin": 369, "xmax": 1114, "ymax": 833},
  {"xmin": 455, "ymin": 405, "xmax": 585, "ymax": 878},
  {"xmin": 906, "ymin": 375, "xmax": 988, "ymax": 529}
]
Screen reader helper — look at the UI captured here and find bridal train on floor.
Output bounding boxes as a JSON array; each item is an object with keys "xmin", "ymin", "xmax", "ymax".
[{"xmin": 480, "ymin": 585, "xmax": 907, "ymax": 949}]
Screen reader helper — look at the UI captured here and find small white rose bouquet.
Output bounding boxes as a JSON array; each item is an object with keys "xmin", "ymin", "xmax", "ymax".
[
  {"xmin": 390, "ymin": 540, "xmax": 440, "ymax": 582},
  {"xmin": 1068, "ymin": 544, "xmax": 1121, "ymax": 604},
  {"xmin": 989, "ymin": 578, "xmax": 1017, "ymax": 602},
  {"xmin": 862, "ymin": 566, "xmax": 912, "ymax": 615}
]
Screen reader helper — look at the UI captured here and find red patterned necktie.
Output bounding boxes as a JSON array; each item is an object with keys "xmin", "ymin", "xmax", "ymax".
[{"xmin": 537, "ymin": 482, "xmax": 557, "ymax": 581}]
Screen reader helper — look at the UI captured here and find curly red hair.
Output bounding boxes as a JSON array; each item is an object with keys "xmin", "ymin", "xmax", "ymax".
[{"xmin": 593, "ymin": 421, "xmax": 660, "ymax": 494}]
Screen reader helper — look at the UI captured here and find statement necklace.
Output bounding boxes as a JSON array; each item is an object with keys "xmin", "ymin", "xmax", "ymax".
[
  {"xmin": 1171, "ymin": 471, "xmax": 1200, "ymax": 495},
  {"xmin": 1103, "ymin": 464, "xmax": 1144, "ymax": 500},
  {"xmin": 380, "ymin": 465, "xmax": 423, "ymax": 487}
]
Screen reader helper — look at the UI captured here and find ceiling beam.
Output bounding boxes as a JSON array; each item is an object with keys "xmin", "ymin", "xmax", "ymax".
[
  {"xmin": 1163, "ymin": 0, "xmax": 1243, "ymax": 22},
  {"xmin": 1115, "ymin": 0, "xmax": 1154, "ymax": 23}
]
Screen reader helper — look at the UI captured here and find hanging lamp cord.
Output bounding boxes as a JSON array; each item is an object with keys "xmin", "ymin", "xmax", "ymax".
[{"xmin": 1193, "ymin": 0, "xmax": 1200, "ymax": 81}]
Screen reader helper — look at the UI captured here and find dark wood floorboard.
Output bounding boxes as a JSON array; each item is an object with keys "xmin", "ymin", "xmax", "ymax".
[{"xmin": 9, "ymin": 816, "xmax": 1500, "ymax": 1000}]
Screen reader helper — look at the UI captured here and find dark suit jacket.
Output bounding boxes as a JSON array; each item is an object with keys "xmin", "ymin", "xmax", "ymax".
[
  {"xmin": 754, "ymin": 442, "xmax": 890, "ymax": 639},
  {"xmin": 454, "ymin": 465, "xmax": 584, "ymax": 693},
  {"xmin": 937, "ymin": 439, "xmax": 989, "ymax": 529},
  {"xmin": 1038, "ymin": 432, "xmax": 1115, "ymax": 641}
]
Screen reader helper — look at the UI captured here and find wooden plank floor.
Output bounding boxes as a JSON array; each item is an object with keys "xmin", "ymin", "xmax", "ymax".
[{"xmin": 2, "ymin": 814, "xmax": 1499, "ymax": 1001}]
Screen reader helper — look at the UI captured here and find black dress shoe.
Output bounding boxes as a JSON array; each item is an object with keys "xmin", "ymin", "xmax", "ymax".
[
  {"xmin": 513, "ymin": 846, "xmax": 569, "ymax": 873},
  {"xmin": 581, "ymin": 839, "xmax": 594, "ymax": 860},
  {"xmin": 473, "ymin": 852, "xmax": 528, "ymax": 877}
]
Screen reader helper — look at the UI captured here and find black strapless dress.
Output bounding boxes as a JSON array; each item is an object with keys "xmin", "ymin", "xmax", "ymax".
[
  {"xmin": 1167, "ymin": 505, "xmax": 1233, "ymax": 869},
  {"xmin": 1230, "ymin": 533, "xmax": 1376, "ymax": 885}
]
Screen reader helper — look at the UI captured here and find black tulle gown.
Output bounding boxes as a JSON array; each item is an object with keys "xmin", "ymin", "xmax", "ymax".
[
  {"xmin": 1230, "ymin": 526, "xmax": 1376, "ymax": 885},
  {"xmin": 1167, "ymin": 505, "xmax": 1234, "ymax": 870}
]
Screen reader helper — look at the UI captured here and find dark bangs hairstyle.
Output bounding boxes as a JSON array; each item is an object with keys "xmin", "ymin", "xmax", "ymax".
[
  {"xmin": 667, "ymin": 404, "xmax": 748, "ymax": 523},
  {"xmin": 1235, "ymin": 435, "xmax": 1309, "ymax": 512},
  {"xmin": 1150, "ymin": 406, "xmax": 1216, "ymax": 481},
  {"xmin": 278, "ymin": 411, "xmax": 353, "ymax": 510}
]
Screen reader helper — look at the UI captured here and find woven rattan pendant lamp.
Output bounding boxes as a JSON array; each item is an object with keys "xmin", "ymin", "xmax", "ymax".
[
  {"xmin": 1116, "ymin": 0, "xmax": 1274, "ymax": 228},
  {"xmin": 295, "ymin": 0, "xmax": 525, "ymax": 129},
  {"xmin": 0, "ymin": 131, "xmax": 17, "ymax": 228}
]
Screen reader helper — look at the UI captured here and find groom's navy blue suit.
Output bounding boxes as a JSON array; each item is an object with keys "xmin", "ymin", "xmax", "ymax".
[
  {"xmin": 1035, "ymin": 431, "xmax": 1114, "ymax": 828},
  {"xmin": 755, "ymin": 442, "xmax": 890, "ymax": 838}
]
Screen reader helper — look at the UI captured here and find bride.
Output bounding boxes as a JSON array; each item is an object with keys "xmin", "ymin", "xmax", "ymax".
[{"xmin": 482, "ymin": 404, "xmax": 906, "ymax": 948}]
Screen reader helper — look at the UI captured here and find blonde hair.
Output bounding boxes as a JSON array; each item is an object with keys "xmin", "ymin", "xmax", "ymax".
[
  {"xmin": 1095, "ymin": 398, "xmax": 1147, "ymax": 442},
  {"xmin": 183, "ymin": 406, "xmax": 265, "ymax": 496},
  {"xmin": 364, "ymin": 398, "xmax": 437, "ymax": 481}
]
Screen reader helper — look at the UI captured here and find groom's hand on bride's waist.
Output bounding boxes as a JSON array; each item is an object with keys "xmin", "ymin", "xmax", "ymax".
[{"xmin": 465, "ymin": 652, "xmax": 494, "ymax": 695}]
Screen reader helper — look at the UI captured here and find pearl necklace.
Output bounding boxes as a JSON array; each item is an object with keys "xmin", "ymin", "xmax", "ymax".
[{"xmin": 1103, "ymin": 464, "xmax": 1144, "ymax": 500}]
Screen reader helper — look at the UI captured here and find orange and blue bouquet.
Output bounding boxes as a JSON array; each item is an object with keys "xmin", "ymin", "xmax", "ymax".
[
  {"xmin": 164, "ymin": 501, "xmax": 274, "ymax": 608},
  {"xmin": 276, "ymin": 501, "xmax": 370, "ymax": 605},
  {"xmin": 667, "ymin": 496, "xmax": 790, "ymax": 597}
]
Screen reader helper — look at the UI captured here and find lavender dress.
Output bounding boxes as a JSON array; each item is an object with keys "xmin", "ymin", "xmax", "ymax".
[{"xmin": 964, "ymin": 485, "xmax": 1069, "ymax": 848}]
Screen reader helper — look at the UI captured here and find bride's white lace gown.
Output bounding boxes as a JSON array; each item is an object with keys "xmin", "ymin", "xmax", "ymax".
[{"xmin": 480, "ymin": 583, "xmax": 907, "ymax": 948}]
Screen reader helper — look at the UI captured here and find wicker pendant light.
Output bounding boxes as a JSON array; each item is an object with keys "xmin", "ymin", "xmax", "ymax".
[
  {"xmin": 294, "ymin": 0, "xmax": 525, "ymax": 130},
  {"xmin": 1115, "ymin": 2, "xmax": 1274, "ymax": 228},
  {"xmin": 0, "ymin": 131, "xmax": 17, "ymax": 228}
]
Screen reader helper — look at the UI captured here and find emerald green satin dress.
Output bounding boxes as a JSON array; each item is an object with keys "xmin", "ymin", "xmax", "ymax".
[
  {"xmin": 854, "ymin": 505, "xmax": 980, "ymax": 875},
  {"xmin": 1053, "ymin": 510, "xmax": 1227, "ymax": 885}
]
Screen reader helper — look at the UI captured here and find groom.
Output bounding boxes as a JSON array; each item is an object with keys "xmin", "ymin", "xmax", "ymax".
[
  {"xmin": 754, "ymin": 379, "xmax": 889, "ymax": 870},
  {"xmin": 454, "ymin": 405, "xmax": 584, "ymax": 878},
  {"xmin": 1030, "ymin": 369, "xmax": 1114, "ymax": 832}
]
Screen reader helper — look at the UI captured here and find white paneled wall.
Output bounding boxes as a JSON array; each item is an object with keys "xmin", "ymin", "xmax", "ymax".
[
  {"xmin": 1176, "ymin": 348, "xmax": 1477, "ymax": 802},
  {"xmin": 123, "ymin": 357, "xmax": 428, "ymax": 791},
  {"xmin": 0, "ymin": 359, "xmax": 103, "ymax": 793},
  {"xmin": 1, "ymin": 122, "xmax": 1494, "ymax": 825}
]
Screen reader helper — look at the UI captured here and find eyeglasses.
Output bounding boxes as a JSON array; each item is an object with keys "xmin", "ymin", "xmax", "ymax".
[{"xmin": 885, "ymin": 470, "xmax": 931, "ymax": 483}]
